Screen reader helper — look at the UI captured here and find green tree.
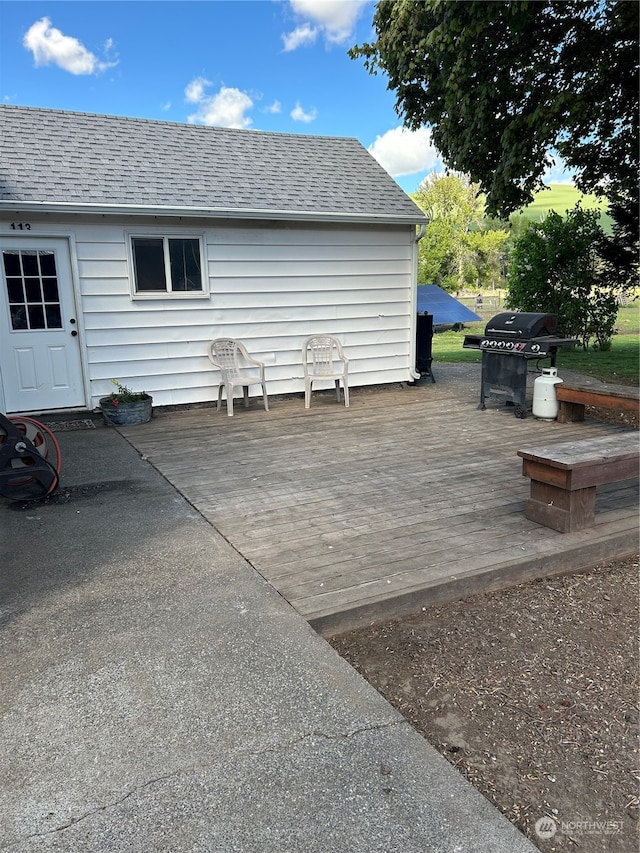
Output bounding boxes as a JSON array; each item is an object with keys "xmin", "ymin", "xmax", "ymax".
[
  {"xmin": 415, "ymin": 172, "xmax": 485, "ymax": 227},
  {"xmin": 351, "ymin": 0, "xmax": 638, "ymax": 287},
  {"xmin": 505, "ymin": 206, "xmax": 618, "ymax": 350},
  {"xmin": 414, "ymin": 172, "xmax": 508, "ymax": 291}
]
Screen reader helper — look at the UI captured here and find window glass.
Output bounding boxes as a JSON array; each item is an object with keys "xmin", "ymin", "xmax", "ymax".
[
  {"xmin": 39, "ymin": 252, "xmax": 57, "ymax": 277},
  {"xmin": 28, "ymin": 304, "xmax": 45, "ymax": 329},
  {"xmin": 169, "ymin": 239, "xmax": 202, "ymax": 291},
  {"xmin": 25, "ymin": 277, "xmax": 43, "ymax": 302},
  {"xmin": 42, "ymin": 278, "xmax": 60, "ymax": 302},
  {"xmin": 2, "ymin": 249, "xmax": 63, "ymax": 330},
  {"xmin": 3, "ymin": 252, "xmax": 21, "ymax": 277},
  {"xmin": 6, "ymin": 279, "xmax": 24, "ymax": 303},
  {"xmin": 21, "ymin": 253, "xmax": 39, "ymax": 277},
  {"xmin": 132, "ymin": 238, "xmax": 166, "ymax": 292},
  {"xmin": 45, "ymin": 304, "xmax": 62, "ymax": 327},
  {"xmin": 131, "ymin": 236, "xmax": 204, "ymax": 294},
  {"xmin": 10, "ymin": 305, "xmax": 27, "ymax": 330}
]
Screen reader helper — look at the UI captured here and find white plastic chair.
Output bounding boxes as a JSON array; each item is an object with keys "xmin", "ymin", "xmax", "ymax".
[
  {"xmin": 302, "ymin": 335, "xmax": 349, "ymax": 408},
  {"xmin": 208, "ymin": 338, "xmax": 269, "ymax": 417}
]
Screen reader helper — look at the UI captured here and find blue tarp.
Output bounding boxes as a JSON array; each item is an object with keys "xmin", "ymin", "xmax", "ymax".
[{"xmin": 417, "ymin": 284, "xmax": 481, "ymax": 325}]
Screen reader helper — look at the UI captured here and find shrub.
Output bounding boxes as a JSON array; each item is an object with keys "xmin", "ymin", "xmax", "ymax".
[{"xmin": 505, "ymin": 206, "xmax": 619, "ymax": 350}]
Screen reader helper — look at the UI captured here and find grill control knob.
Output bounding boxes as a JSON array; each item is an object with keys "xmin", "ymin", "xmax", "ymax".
[{"xmin": 531, "ymin": 344, "xmax": 541, "ymax": 353}]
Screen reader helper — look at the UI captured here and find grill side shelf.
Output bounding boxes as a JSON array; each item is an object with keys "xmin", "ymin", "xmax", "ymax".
[{"xmin": 462, "ymin": 334, "xmax": 483, "ymax": 349}]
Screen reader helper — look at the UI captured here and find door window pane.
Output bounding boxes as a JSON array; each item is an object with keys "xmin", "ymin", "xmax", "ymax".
[
  {"xmin": 20, "ymin": 253, "xmax": 39, "ymax": 277},
  {"xmin": 42, "ymin": 278, "xmax": 60, "ymax": 302},
  {"xmin": 28, "ymin": 304, "xmax": 45, "ymax": 329},
  {"xmin": 45, "ymin": 304, "xmax": 62, "ymax": 327},
  {"xmin": 2, "ymin": 249, "xmax": 63, "ymax": 330},
  {"xmin": 6, "ymin": 278, "xmax": 24, "ymax": 303},
  {"xmin": 39, "ymin": 252, "xmax": 57, "ymax": 276},
  {"xmin": 3, "ymin": 252, "xmax": 21, "ymax": 276},
  {"xmin": 10, "ymin": 305, "xmax": 27, "ymax": 330},
  {"xmin": 25, "ymin": 278, "xmax": 43, "ymax": 302}
]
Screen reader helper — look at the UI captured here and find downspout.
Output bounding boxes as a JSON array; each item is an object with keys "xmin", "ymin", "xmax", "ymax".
[{"xmin": 409, "ymin": 223, "xmax": 428, "ymax": 380}]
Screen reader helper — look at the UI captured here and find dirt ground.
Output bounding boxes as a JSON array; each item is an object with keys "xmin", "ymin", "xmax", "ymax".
[
  {"xmin": 328, "ymin": 400, "xmax": 639, "ymax": 850},
  {"xmin": 329, "ymin": 555, "xmax": 639, "ymax": 852}
]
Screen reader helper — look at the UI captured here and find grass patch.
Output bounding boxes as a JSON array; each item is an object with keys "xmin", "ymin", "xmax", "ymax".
[
  {"xmin": 523, "ymin": 184, "xmax": 606, "ymax": 217},
  {"xmin": 433, "ymin": 304, "xmax": 639, "ymax": 385},
  {"xmin": 516, "ymin": 184, "xmax": 612, "ymax": 232}
]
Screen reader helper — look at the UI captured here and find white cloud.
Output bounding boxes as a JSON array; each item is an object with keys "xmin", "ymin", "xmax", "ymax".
[
  {"xmin": 160, "ymin": 101, "xmax": 172, "ymax": 112},
  {"xmin": 185, "ymin": 76, "xmax": 212, "ymax": 103},
  {"xmin": 282, "ymin": 23, "xmax": 317, "ymax": 52},
  {"xmin": 185, "ymin": 80, "xmax": 254, "ymax": 129},
  {"xmin": 23, "ymin": 17, "xmax": 117, "ymax": 75},
  {"xmin": 291, "ymin": 102, "xmax": 317, "ymax": 123},
  {"xmin": 284, "ymin": 0, "xmax": 369, "ymax": 48},
  {"xmin": 368, "ymin": 127, "xmax": 443, "ymax": 177},
  {"xmin": 265, "ymin": 100, "xmax": 282, "ymax": 114}
]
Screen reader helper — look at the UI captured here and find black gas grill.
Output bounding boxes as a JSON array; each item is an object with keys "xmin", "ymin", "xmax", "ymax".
[{"xmin": 463, "ymin": 312, "xmax": 578, "ymax": 416}]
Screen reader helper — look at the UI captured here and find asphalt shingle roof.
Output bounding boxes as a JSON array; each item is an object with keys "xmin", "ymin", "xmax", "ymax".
[{"xmin": 0, "ymin": 105, "xmax": 426, "ymax": 223}]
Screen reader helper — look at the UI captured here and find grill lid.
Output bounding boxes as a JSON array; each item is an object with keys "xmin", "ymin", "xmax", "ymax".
[{"xmin": 485, "ymin": 312, "xmax": 557, "ymax": 338}]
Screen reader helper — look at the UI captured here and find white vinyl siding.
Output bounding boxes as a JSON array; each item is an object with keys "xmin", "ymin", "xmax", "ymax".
[{"xmin": 1, "ymin": 216, "xmax": 417, "ymax": 409}]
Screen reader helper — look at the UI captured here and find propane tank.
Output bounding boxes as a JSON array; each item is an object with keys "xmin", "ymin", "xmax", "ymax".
[{"xmin": 532, "ymin": 367, "xmax": 563, "ymax": 420}]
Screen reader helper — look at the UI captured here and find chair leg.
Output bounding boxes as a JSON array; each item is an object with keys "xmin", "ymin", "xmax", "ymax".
[
  {"xmin": 227, "ymin": 386, "xmax": 234, "ymax": 417},
  {"xmin": 217, "ymin": 384, "xmax": 225, "ymax": 412},
  {"xmin": 304, "ymin": 378, "xmax": 312, "ymax": 408},
  {"xmin": 343, "ymin": 380, "xmax": 349, "ymax": 408},
  {"xmin": 262, "ymin": 383, "xmax": 269, "ymax": 412}
]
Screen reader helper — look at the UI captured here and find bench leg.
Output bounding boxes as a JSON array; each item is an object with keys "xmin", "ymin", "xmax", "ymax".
[
  {"xmin": 557, "ymin": 400, "xmax": 585, "ymax": 423},
  {"xmin": 525, "ymin": 480, "xmax": 596, "ymax": 532}
]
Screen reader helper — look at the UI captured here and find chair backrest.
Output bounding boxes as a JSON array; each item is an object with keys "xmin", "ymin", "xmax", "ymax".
[
  {"xmin": 209, "ymin": 338, "xmax": 244, "ymax": 379},
  {"xmin": 304, "ymin": 335, "xmax": 344, "ymax": 376}
]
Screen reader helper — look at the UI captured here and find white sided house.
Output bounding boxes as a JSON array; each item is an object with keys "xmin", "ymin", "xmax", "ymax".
[{"xmin": 0, "ymin": 105, "xmax": 427, "ymax": 415}]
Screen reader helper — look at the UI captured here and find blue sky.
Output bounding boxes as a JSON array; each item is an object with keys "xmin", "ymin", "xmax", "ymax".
[{"xmin": 0, "ymin": 0, "xmax": 571, "ymax": 195}]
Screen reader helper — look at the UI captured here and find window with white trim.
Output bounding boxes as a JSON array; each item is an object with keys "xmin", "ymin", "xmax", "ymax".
[{"xmin": 130, "ymin": 236, "xmax": 205, "ymax": 295}]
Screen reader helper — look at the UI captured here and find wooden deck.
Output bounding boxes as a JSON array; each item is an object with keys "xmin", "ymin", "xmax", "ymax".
[{"xmin": 119, "ymin": 365, "xmax": 639, "ymax": 635}]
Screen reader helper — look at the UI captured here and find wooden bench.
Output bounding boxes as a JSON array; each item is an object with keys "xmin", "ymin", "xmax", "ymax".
[
  {"xmin": 556, "ymin": 381, "xmax": 639, "ymax": 423},
  {"xmin": 517, "ymin": 433, "xmax": 639, "ymax": 532}
]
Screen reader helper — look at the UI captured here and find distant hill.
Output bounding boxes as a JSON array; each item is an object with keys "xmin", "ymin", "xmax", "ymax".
[
  {"xmin": 410, "ymin": 181, "xmax": 612, "ymax": 231},
  {"xmin": 518, "ymin": 185, "xmax": 611, "ymax": 231}
]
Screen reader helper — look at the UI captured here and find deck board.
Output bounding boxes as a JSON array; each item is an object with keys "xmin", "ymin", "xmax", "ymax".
[{"xmin": 120, "ymin": 365, "xmax": 638, "ymax": 634}]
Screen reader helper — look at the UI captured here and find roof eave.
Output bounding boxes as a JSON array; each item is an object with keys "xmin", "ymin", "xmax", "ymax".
[{"xmin": 0, "ymin": 200, "xmax": 427, "ymax": 226}]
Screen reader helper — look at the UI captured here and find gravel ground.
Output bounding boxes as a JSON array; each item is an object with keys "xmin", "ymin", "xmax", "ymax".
[{"xmin": 330, "ymin": 556, "xmax": 639, "ymax": 852}]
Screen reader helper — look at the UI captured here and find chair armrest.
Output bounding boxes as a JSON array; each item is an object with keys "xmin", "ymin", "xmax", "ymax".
[{"xmin": 334, "ymin": 341, "xmax": 349, "ymax": 365}]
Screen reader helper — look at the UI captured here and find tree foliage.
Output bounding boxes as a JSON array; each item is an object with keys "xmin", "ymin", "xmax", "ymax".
[
  {"xmin": 505, "ymin": 207, "xmax": 618, "ymax": 351},
  {"xmin": 414, "ymin": 172, "xmax": 508, "ymax": 292},
  {"xmin": 351, "ymin": 0, "xmax": 638, "ymax": 284}
]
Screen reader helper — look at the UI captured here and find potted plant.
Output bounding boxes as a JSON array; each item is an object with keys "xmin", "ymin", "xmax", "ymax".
[{"xmin": 99, "ymin": 380, "xmax": 153, "ymax": 425}]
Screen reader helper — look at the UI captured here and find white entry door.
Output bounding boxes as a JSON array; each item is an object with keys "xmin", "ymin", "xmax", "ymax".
[{"xmin": 0, "ymin": 237, "xmax": 85, "ymax": 413}]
